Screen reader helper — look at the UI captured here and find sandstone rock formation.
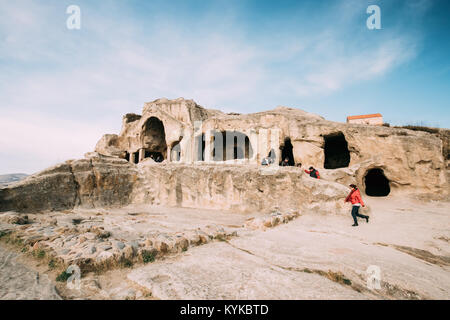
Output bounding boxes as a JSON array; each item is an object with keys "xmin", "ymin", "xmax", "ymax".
[
  {"xmin": 0, "ymin": 155, "xmax": 349, "ymax": 214},
  {"xmin": 0, "ymin": 98, "xmax": 448, "ymax": 214},
  {"xmin": 95, "ymin": 98, "xmax": 448, "ymax": 195},
  {"xmin": 0, "ymin": 156, "xmax": 137, "ymax": 213}
]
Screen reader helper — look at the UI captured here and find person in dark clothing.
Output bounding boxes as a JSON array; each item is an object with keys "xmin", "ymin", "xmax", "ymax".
[
  {"xmin": 304, "ymin": 166, "xmax": 320, "ymax": 179},
  {"xmin": 345, "ymin": 184, "xmax": 369, "ymax": 226},
  {"xmin": 280, "ymin": 158, "xmax": 290, "ymax": 166}
]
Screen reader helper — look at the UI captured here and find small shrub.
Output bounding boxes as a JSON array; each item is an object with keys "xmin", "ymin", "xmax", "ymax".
[
  {"xmin": 121, "ymin": 259, "xmax": 133, "ymax": 268},
  {"xmin": 401, "ymin": 125, "xmax": 439, "ymax": 134},
  {"xmin": 48, "ymin": 259, "xmax": 57, "ymax": 269},
  {"xmin": 56, "ymin": 271, "xmax": 71, "ymax": 282},
  {"xmin": 72, "ymin": 218, "xmax": 83, "ymax": 225},
  {"xmin": 327, "ymin": 271, "xmax": 352, "ymax": 286},
  {"xmin": 13, "ymin": 237, "xmax": 24, "ymax": 246},
  {"xmin": 142, "ymin": 250, "xmax": 156, "ymax": 264},
  {"xmin": 34, "ymin": 249, "xmax": 45, "ymax": 259}
]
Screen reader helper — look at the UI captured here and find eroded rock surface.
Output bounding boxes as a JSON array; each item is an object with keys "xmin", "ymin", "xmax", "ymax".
[
  {"xmin": 1, "ymin": 98, "xmax": 448, "ymax": 214},
  {"xmin": 127, "ymin": 197, "xmax": 450, "ymax": 300},
  {"xmin": 0, "ymin": 245, "xmax": 61, "ymax": 300},
  {"xmin": 95, "ymin": 98, "xmax": 448, "ymax": 196},
  {"xmin": 0, "ymin": 155, "xmax": 350, "ymax": 214},
  {"xmin": 0, "ymin": 156, "xmax": 137, "ymax": 213}
]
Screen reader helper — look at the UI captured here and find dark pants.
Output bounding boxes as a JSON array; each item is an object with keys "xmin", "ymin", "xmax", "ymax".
[{"xmin": 351, "ymin": 206, "xmax": 368, "ymax": 224}]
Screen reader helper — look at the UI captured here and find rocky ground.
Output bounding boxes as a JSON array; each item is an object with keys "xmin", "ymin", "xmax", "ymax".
[{"xmin": 0, "ymin": 195, "xmax": 449, "ymax": 300}]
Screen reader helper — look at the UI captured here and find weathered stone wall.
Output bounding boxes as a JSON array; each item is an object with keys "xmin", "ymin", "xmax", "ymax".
[
  {"xmin": 2, "ymin": 98, "xmax": 448, "ymax": 214},
  {"xmin": 0, "ymin": 155, "xmax": 349, "ymax": 214},
  {"xmin": 292, "ymin": 123, "xmax": 447, "ymax": 195},
  {"xmin": 131, "ymin": 162, "xmax": 349, "ymax": 214},
  {"xmin": 0, "ymin": 156, "xmax": 138, "ymax": 213},
  {"xmin": 95, "ymin": 98, "xmax": 447, "ymax": 197},
  {"xmin": 0, "ymin": 163, "xmax": 77, "ymax": 212}
]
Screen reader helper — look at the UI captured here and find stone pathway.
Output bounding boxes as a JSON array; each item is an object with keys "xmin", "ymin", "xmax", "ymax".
[
  {"xmin": 1, "ymin": 196, "xmax": 448, "ymax": 300},
  {"xmin": 0, "ymin": 245, "xmax": 61, "ymax": 300},
  {"xmin": 127, "ymin": 197, "xmax": 450, "ymax": 299}
]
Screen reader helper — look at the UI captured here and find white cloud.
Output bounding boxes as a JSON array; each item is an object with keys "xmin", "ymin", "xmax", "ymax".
[
  {"xmin": 290, "ymin": 36, "xmax": 417, "ymax": 96},
  {"xmin": 0, "ymin": 0, "xmax": 424, "ymax": 173}
]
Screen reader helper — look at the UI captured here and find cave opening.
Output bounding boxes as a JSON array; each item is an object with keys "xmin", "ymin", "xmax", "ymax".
[
  {"xmin": 211, "ymin": 131, "xmax": 253, "ymax": 161},
  {"xmin": 141, "ymin": 117, "xmax": 167, "ymax": 160},
  {"xmin": 195, "ymin": 133, "xmax": 205, "ymax": 161},
  {"xmin": 280, "ymin": 137, "xmax": 295, "ymax": 166},
  {"xmin": 144, "ymin": 150, "xmax": 164, "ymax": 162},
  {"xmin": 324, "ymin": 132, "xmax": 350, "ymax": 169},
  {"xmin": 133, "ymin": 151, "xmax": 139, "ymax": 164},
  {"xmin": 364, "ymin": 168, "xmax": 390, "ymax": 197},
  {"xmin": 171, "ymin": 141, "xmax": 181, "ymax": 162}
]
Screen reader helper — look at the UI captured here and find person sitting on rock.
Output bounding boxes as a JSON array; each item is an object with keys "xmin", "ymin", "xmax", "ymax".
[
  {"xmin": 345, "ymin": 184, "xmax": 369, "ymax": 227},
  {"xmin": 304, "ymin": 166, "xmax": 320, "ymax": 179},
  {"xmin": 262, "ymin": 152, "xmax": 276, "ymax": 166},
  {"xmin": 280, "ymin": 158, "xmax": 290, "ymax": 166}
]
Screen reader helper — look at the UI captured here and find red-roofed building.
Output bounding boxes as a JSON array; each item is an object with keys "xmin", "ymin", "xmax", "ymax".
[{"xmin": 347, "ymin": 113, "xmax": 383, "ymax": 125}]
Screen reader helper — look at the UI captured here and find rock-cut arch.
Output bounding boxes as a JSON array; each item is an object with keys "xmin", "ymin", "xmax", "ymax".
[
  {"xmin": 141, "ymin": 117, "xmax": 167, "ymax": 160},
  {"xmin": 211, "ymin": 131, "xmax": 253, "ymax": 161},
  {"xmin": 364, "ymin": 168, "xmax": 390, "ymax": 196},
  {"xmin": 324, "ymin": 132, "xmax": 350, "ymax": 169},
  {"xmin": 171, "ymin": 140, "xmax": 182, "ymax": 162},
  {"xmin": 280, "ymin": 137, "xmax": 294, "ymax": 166}
]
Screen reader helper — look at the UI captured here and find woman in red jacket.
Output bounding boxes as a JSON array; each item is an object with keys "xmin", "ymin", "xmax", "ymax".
[
  {"xmin": 304, "ymin": 166, "xmax": 320, "ymax": 179},
  {"xmin": 345, "ymin": 184, "xmax": 369, "ymax": 226}
]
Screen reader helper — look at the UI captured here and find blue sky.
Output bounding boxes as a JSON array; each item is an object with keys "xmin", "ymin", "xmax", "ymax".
[{"xmin": 0, "ymin": 0, "xmax": 449, "ymax": 174}]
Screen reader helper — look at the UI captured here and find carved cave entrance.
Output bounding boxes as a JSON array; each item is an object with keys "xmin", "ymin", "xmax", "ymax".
[
  {"xmin": 280, "ymin": 137, "xmax": 295, "ymax": 166},
  {"xmin": 196, "ymin": 131, "xmax": 253, "ymax": 161},
  {"xmin": 133, "ymin": 151, "xmax": 139, "ymax": 164},
  {"xmin": 324, "ymin": 132, "xmax": 350, "ymax": 169},
  {"xmin": 364, "ymin": 168, "xmax": 390, "ymax": 197},
  {"xmin": 171, "ymin": 140, "xmax": 182, "ymax": 162},
  {"xmin": 141, "ymin": 117, "xmax": 167, "ymax": 163}
]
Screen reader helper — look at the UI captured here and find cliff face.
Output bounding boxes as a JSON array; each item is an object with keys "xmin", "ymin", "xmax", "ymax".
[
  {"xmin": 0, "ymin": 155, "xmax": 137, "ymax": 213},
  {"xmin": 132, "ymin": 162, "xmax": 349, "ymax": 214},
  {"xmin": 0, "ymin": 155, "xmax": 348, "ymax": 214},
  {"xmin": 1, "ymin": 98, "xmax": 448, "ymax": 214},
  {"xmin": 96, "ymin": 98, "xmax": 448, "ymax": 196}
]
